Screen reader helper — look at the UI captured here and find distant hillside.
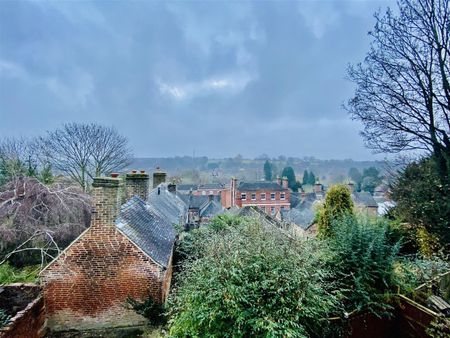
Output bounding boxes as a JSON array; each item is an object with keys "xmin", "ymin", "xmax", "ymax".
[{"xmin": 127, "ymin": 156, "xmax": 389, "ymax": 186}]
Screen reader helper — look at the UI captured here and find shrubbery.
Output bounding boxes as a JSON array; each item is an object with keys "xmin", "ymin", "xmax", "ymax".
[
  {"xmin": 323, "ymin": 216, "xmax": 400, "ymax": 316},
  {"xmin": 169, "ymin": 219, "xmax": 341, "ymax": 337}
]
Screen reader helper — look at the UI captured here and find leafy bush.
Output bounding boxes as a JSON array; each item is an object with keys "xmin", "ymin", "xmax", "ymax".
[
  {"xmin": 323, "ymin": 216, "xmax": 400, "ymax": 316},
  {"xmin": 0, "ymin": 308, "xmax": 9, "ymax": 328},
  {"xmin": 126, "ymin": 296, "xmax": 166, "ymax": 326},
  {"xmin": 0, "ymin": 263, "xmax": 38, "ymax": 284},
  {"xmin": 390, "ymin": 157, "xmax": 450, "ymax": 252},
  {"xmin": 317, "ymin": 184, "xmax": 354, "ymax": 237},
  {"xmin": 168, "ymin": 219, "xmax": 341, "ymax": 337}
]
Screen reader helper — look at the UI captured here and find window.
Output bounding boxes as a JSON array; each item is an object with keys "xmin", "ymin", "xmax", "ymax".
[
  {"xmin": 201, "ymin": 191, "xmax": 206, "ymax": 195},
  {"xmin": 281, "ymin": 206, "xmax": 285, "ymax": 211},
  {"xmin": 251, "ymin": 193, "xmax": 256, "ymax": 200},
  {"xmin": 280, "ymin": 192, "xmax": 285, "ymax": 200},
  {"xmin": 241, "ymin": 193, "xmax": 247, "ymax": 201},
  {"xmin": 261, "ymin": 193, "xmax": 266, "ymax": 200},
  {"xmin": 270, "ymin": 193, "xmax": 276, "ymax": 200},
  {"xmin": 271, "ymin": 206, "xmax": 275, "ymax": 214},
  {"xmin": 209, "ymin": 191, "xmax": 214, "ymax": 195}
]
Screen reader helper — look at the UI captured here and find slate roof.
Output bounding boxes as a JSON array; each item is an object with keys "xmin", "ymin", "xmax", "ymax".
[
  {"xmin": 237, "ymin": 181, "xmax": 285, "ymax": 191},
  {"xmin": 116, "ymin": 196, "xmax": 176, "ymax": 268},
  {"xmin": 177, "ymin": 184, "xmax": 198, "ymax": 191},
  {"xmin": 200, "ymin": 200, "xmax": 224, "ymax": 217},
  {"xmin": 281, "ymin": 205, "xmax": 315, "ymax": 230},
  {"xmin": 352, "ymin": 192, "xmax": 378, "ymax": 208},
  {"xmin": 147, "ymin": 185, "xmax": 187, "ymax": 225},
  {"xmin": 198, "ymin": 183, "xmax": 225, "ymax": 190}
]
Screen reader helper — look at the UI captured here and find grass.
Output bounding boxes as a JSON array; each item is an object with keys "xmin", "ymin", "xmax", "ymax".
[{"xmin": 0, "ymin": 263, "xmax": 39, "ymax": 285}]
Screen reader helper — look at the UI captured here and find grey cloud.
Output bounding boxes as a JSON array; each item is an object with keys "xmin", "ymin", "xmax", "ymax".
[{"xmin": 0, "ymin": 0, "xmax": 393, "ymax": 159}]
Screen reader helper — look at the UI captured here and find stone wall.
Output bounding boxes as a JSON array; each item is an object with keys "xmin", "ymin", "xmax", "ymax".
[{"xmin": 0, "ymin": 284, "xmax": 46, "ymax": 338}]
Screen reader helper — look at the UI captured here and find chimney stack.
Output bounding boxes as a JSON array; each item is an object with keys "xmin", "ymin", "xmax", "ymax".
[
  {"xmin": 314, "ymin": 181, "xmax": 323, "ymax": 194},
  {"xmin": 91, "ymin": 175, "xmax": 122, "ymax": 229},
  {"xmin": 347, "ymin": 182, "xmax": 355, "ymax": 193},
  {"xmin": 282, "ymin": 176, "xmax": 289, "ymax": 189},
  {"xmin": 153, "ymin": 167, "xmax": 167, "ymax": 188},
  {"xmin": 230, "ymin": 177, "xmax": 238, "ymax": 207},
  {"xmin": 125, "ymin": 170, "xmax": 150, "ymax": 201}
]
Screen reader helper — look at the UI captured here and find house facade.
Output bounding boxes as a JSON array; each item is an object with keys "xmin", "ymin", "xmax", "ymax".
[
  {"xmin": 222, "ymin": 178, "xmax": 290, "ymax": 215},
  {"xmin": 41, "ymin": 172, "xmax": 176, "ymax": 333}
]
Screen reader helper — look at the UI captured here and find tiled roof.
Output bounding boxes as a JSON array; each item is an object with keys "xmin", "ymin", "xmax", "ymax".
[
  {"xmin": 116, "ymin": 196, "xmax": 176, "ymax": 268},
  {"xmin": 198, "ymin": 183, "xmax": 224, "ymax": 190},
  {"xmin": 238, "ymin": 181, "xmax": 285, "ymax": 191},
  {"xmin": 147, "ymin": 185, "xmax": 187, "ymax": 225},
  {"xmin": 177, "ymin": 184, "xmax": 198, "ymax": 191},
  {"xmin": 352, "ymin": 192, "xmax": 378, "ymax": 208},
  {"xmin": 200, "ymin": 200, "xmax": 223, "ymax": 217}
]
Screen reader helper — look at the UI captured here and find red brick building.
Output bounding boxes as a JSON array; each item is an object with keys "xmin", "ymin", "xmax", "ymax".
[
  {"xmin": 222, "ymin": 178, "xmax": 290, "ymax": 215},
  {"xmin": 40, "ymin": 172, "xmax": 176, "ymax": 333}
]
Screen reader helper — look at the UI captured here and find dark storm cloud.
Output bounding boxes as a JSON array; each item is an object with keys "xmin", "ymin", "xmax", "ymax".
[{"xmin": 0, "ymin": 0, "xmax": 393, "ymax": 159}]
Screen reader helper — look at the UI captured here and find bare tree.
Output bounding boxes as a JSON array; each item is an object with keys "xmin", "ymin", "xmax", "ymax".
[
  {"xmin": 0, "ymin": 138, "xmax": 37, "ymax": 184},
  {"xmin": 346, "ymin": 0, "xmax": 450, "ymax": 182},
  {"xmin": 40, "ymin": 123, "xmax": 133, "ymax": 191},
  {"xmin": 0, "ymin": 176, "xmax": 90, "ymax": 268}
]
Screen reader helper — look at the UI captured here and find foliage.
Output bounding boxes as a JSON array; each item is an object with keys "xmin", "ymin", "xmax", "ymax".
[
  {"xmin": 361, "ymin": 167, "xmax": 382, "ymax": 194},
  {"xmin": 127, "ymin": 296, "xmax": 166, "ymax": 326},
  {"xmin": 390, "ymin": 156, "xmax": 450, "ymax": 251},
  {"xmin": 426, "ymin": 316, "xmax": 450, "ymax": 338},
  {"xmin": 348, "ymin": 167, "xmax": 362, "ymax": 191},
  {"xmin": 302, "ymin": 170, "xmax": 309, "ymax": 185},
  {"xmin": 317, "ymin": 184, "xmax": 354, "ymax": 237},
  {"xmin": 308, "ymin": 171, "xmax": 316, "ymax": 185},
  {"xmin": 346, "ymin": 0, "xmax": 450, "ymax": 183},
  {"xmin": 0, "ymin": 308, "xmax": 9, "ymax": 328},
  {"xmin": 323, "ymin": 216, "xmax": 401, "ymax": 316},
  {"xmin": 393, "ymin": 256, "xmax": 450, "ymax": 296},
  {"xmin": 263, "ymin": 160, "xmax": 272, "ymax": 181},
  {"xmin": 176, "ymin": 214, "xmax": 249, "ymax": 261},
  {"xmin": 281, "ymin": 166, "xmax": 300, "ymax": 191},
  {"xmin": 169, "ymin": 218, "xmax": 341, "ymax": 337},
  {"xmin": 0, "ymin": 262, "xmax": 38, "ymax": 284}
]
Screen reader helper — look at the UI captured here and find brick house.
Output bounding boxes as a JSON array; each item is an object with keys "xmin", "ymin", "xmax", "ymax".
[
  {"xmin": 40, "ymin": 172, "xmax": 176, "ymax": 333},
  {"xmin": 222, "ymin": 178, "xmax": 290, "ymax": 215}
]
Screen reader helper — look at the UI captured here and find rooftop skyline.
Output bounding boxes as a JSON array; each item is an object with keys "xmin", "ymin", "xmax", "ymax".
[{"xmin": 0, "ymin": 0, "xmax": 394, "ymax": 160}]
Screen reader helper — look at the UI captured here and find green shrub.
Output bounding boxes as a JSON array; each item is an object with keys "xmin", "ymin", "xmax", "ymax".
[
  {"xmin": 126, "ymin": 296, "xmax": 166, "ymax": 326},
  {"xmin": 168, "ymin": 221, "xmax": 341, "ymax": 337},
  {"xmin": 323, "ymin": 216, "xmax": 400, "ymax": 316},
  {"xmin": 0, "ymin": 263, "xmax": 38, "ymax": 285},
  {"xmin": 317, "ymin": 184, "xmax": 354, "ymax": 237}
]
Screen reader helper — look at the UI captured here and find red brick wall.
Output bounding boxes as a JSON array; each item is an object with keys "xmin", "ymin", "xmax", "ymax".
[
  {"xmin": 0, "ymin": 296, "xmax": 45, "ymax": 338},
  {"xmin": 41, "ymin": 226, "xmax": 170, "ymax": 331},
  {"xmin": 236, "ymin": 189, "xmax": 290, "ymax": 213},
  {"xmin": 41, "ymin": 176, "xmax": 173, "ymax": 333},
  {"xmin": 0, "ymin": 290, "xmax": 46, "ymax": 338}
]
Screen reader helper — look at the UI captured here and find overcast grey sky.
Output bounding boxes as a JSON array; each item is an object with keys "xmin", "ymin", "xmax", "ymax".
[{"xmin": 0, "ymin": 0, "xmax": 394, "ymax": 159}]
